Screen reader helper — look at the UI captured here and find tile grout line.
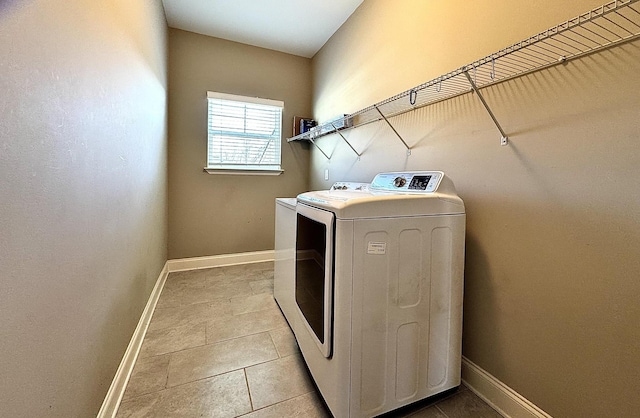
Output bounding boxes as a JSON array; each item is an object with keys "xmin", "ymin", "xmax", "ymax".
[
  {"xmin": 434, "ymin": 403, "xmax": 450, "ymax": 418},
  {"xmin": 163, "ymin": 355, "xmax": 170, "ymax": 392},
  {"xmin": 158, "ymin": 343, "xmax": 284, "ymax": 393},
  {"xmin": 267, "ymin": 329, "xmax": 282, "ymax": 358},
  {"xmin": 204, "ymin": 315, "xmax": 208, "ymax": 346},
  {"xmin": 236, "ymin": 392, "xmax": 318, "ymax": 417},
  {"xmin": 243, "ymin": 368, "xmax": 255, "ymax": 412},
  {"xmin": 142, "ymin": 328, "xmax": 283, "ymax": 364},
  {"xmin": 123, "ymin": 368, "xmax": 259, "ymax": 404},
  {"xmin": 144, "ymin": 324, "xmax": 284, "ymax": 359}
]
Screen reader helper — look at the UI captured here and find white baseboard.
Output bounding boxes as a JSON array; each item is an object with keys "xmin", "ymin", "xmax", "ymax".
[
  {"xmin": 166, "ymin": 250, "xmax": 275, "ymax": 272},
  {"xmin": 97, "ymin": 262, "xmax": 169, "ymax": 418},
  {"xmin": 461, "ymin": 356, "xmax": 552, "ymax": 418}
]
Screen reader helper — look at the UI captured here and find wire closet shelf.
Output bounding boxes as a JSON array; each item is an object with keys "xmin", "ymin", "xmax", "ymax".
[{"xmin": 288, "ymin": 0, "xmax": 640, "ymax": 149}]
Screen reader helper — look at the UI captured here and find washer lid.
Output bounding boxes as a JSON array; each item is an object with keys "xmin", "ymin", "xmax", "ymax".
[{"xmin": 298, "ymin": 171, "xmax": 465, "ymax": 219}]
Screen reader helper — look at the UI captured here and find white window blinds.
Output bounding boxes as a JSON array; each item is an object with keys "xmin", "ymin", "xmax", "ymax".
[{"xmin": 207, "ymin": 91, "xmax": 283, "ymax": 172}]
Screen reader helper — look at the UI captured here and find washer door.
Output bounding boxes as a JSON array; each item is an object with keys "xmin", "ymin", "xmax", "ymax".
[{"xmin": 295, "ymin": 203, "xmax": 334, "ymax": 358}]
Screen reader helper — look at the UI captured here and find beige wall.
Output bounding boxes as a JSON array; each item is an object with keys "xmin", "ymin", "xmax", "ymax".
[
  {"xmin": 167, "ymin": 29, "xmax": 311, "ymax": 259},
  {"xmin": 310, "ymin": 1, "xmax": 640, "ymax": 417},
  {"xmin": 0, "ymin": 1, "xmax": 167, "ymax": 416}
]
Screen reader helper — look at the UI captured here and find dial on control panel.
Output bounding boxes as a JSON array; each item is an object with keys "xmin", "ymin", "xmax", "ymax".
[{"xmin": 393, "ymin": 177, "xmax": 406, "ymax": 188}]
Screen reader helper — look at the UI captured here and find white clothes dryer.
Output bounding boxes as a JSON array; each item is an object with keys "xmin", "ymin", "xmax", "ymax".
[
  {"xmin": 274, "ymin": 197, "xmax": 298, "ymax": 331},
  {"xmin": 275, "ymin": 182, "xmax": 370, "ymax": 334},
  {"xmin": 294, "ymin": 171, "xmax": 465, "ymax": 417}
]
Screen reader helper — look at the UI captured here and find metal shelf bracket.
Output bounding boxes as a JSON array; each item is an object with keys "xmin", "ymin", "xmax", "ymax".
[
  {"xmin": 331, "ymin": 122, "xmax": 361, "ymax": 160},
  {"xmin": 308, "ymin": 137, "xmax": 330, "ymax": 160},
  {"xmin": 374, "ymin": 106, "xmax": 412, "ymax": 156},
  {"xmin": 463, "ymin": 70, "xmax": 509, "ymax": 146}
]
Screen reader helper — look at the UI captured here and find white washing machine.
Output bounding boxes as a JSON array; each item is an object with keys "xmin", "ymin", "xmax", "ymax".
[{"xmin": 293, "ymin": 171, "xmax": 465, "ymax": 417}]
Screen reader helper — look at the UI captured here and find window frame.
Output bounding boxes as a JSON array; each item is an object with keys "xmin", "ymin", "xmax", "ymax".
[{"xmin": 204, "ymin": 91, "xmax": 284, "ymax": 175}]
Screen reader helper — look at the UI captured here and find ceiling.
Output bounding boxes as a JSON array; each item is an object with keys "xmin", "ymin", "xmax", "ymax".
[{"xmin": 162, "ymin": 0, "xmax": 364, "ymax": 58}]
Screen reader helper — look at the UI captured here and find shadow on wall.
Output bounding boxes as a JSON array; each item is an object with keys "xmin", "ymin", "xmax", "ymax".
[
  {"xmin": 0, "ymin": 0, "xmax": 31, "ymax": 14},
  {"xmin": 461, "ymin": 232, "xmax": 502, "ymax": 368}
]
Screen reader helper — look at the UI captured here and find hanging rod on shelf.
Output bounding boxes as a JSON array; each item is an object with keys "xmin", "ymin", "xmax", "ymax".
[{"xmin": 287, "ymin": 0, "xmax": 640, "ymax": 145}]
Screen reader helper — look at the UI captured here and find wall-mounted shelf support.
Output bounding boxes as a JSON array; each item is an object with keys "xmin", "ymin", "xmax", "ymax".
[
  {"xmin": 374, "ymin": 106, "xmax": 412, "ymax": 156},
  {"xmin": 463, "ymin": 70, "xmax": 509, "ymax": 146},
  {"xmin": 308, "ymin": 137, "xmax": 330, "ymax": 160},
  {"xmin": 331, "ymin": 122, "xmax": 361, "ymax": 159}
]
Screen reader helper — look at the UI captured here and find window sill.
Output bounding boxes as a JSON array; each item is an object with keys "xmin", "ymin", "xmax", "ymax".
[{"xmin": 203, "ymin": 167, "xmax": 284, "ymax": 176}]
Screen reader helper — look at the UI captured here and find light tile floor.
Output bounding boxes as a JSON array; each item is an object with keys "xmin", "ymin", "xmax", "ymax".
[{"xmin": 116, "ymin": 262, "xmax": 502, "ymax": 418}]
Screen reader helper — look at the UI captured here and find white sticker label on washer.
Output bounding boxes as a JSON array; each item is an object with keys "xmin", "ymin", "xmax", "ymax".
[{"xmin": 367, "ymin": 242, "xmax": 386, "ymax": 255}]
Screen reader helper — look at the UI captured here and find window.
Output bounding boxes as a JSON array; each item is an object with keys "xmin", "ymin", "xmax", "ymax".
[{"xmin": 206, "ymin": 91, "xmax": 284, "ymax": 174}]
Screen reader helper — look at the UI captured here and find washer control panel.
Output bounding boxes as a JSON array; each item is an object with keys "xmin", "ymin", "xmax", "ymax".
[
  {"xmin": 330, "ymin": 182, "xmax": 370, "ymax": 191},
  {"xmin": 370, "ymin": 171, "xmax": 443, "ymax": 193}
]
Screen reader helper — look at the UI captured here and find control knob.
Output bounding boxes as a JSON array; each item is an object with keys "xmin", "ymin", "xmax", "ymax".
[{"xmin": 393, "ymin": 176, "xmax": 406, "ymax": 188}]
